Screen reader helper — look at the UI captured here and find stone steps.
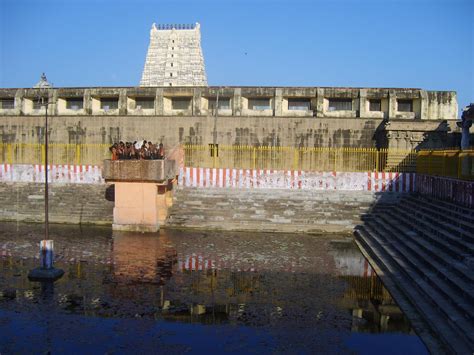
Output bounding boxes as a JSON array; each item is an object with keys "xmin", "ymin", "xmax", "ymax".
[
  {"xmin": 402, "ymin": 198, "xmax": 474, "ymax": 241},
  {"xmin": 407, "ymin": 195, "xmax": 474, "ymax": 223},
  {"xmin": 355, "ymin": 194, "xmax": 474, "ymax": 353},
  {"xmin": 391, "ymin": 206, "xmax": 473, "ymax": 260},
  {"xmin": 374, "ymin": 213, "xmax": 474, "ymax": 285},
  {"xmin": 355, "ymin": 227, "xmax": 472, "ymax": 354},
  {"xmin": 363, "ymin": 216, "xmax": 474, "ymax": 315},
  {"xmin": 361, "ymin": 223, "xmax": 474, "ymax": 336},
  {"xmin": 371, "ymin": 205, "xmax": 472, "ymax": 259}
]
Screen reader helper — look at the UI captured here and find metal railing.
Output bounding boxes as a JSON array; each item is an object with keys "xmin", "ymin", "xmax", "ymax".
[
  {"xmin": 2, "ymin": 143, "xmax": 471, "ymax": 180},
  {"xmin": 0, "ymin": 143, "xmax": 110, "ymax": 166},
  {"xmin": 184, "ymin": 145, "xmax": 417, "ymax": 172},
  {"xmin": 417, "ymin": 149, "xmax": 474, "ymax": 181}
]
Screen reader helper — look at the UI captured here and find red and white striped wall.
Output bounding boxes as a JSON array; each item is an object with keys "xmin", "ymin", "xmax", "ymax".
[
  {"xmin": 0, "ymin": 164, "xmax": 103, "ymax": 184},
  {"xmin": 416, "ymin": 174, "xmax": 474, "ymax": 208},
  {"xmin": 178, "ymin": 252, "xmax": 375, "ymax": 276},
  {"xmin": 178, "ymin": 254, "xmax": 256, "ymax": 273},
  {"xmin": 178, "ymin": 167, "xmax": 416, "ymax": 192}
]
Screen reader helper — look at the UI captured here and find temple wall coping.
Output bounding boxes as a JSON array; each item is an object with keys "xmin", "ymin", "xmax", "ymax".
[{"xmin": 0, "ymin": 86, "xmax": 457, "ymax": 120}]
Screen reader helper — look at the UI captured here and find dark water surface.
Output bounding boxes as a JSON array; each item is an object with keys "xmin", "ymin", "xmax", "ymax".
[{"xmin": 0, "ymin": 222, "xmax": 426, "ymax": 354}]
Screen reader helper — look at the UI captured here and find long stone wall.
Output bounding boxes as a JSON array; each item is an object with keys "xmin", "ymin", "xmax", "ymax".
[
  {"xmin": 166, "ymin": 188, "xmax": 402, "ymax": 234},
  {"xmin": 0, "ymin": 86, "xmax": 460, "ymax": 149},
  {"xmin": 0, "ymin": 115, "xmax": 382, "ymax": 148},
  {"xmin": 0, "ymin": 115, "xmax": 460, "ymax": 150}
]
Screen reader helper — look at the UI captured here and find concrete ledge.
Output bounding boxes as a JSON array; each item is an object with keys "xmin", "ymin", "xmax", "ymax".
[
  {"xmin": 112, "ymin": 223, "xmax": 159, "ymax": 233},
  {"xmin": 103, "ymin": 159, "xmax": 176, "ymax": 183}
]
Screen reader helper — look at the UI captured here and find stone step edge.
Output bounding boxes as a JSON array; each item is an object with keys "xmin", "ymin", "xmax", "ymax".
[
  {"xmin": 354, "ymin": 229, "xmax": 469, "ymax": 354},
  {"xmin": 402, "ymin": 198, "xmax": 474, "ymax": 235},
  {"xmin": 358, "ymin": 227, "xmax": 474, "ymax": 348},
  {"xmin": 353, "ymin": 231, "xmax": 448, "ymax": 354},
  {"xmin": 373, "ymin": 213, "xmax": 474, "ymax": 285},
  {"xmin": 364, "ymin": 220, "xmax": 474, "ymax": 315}
]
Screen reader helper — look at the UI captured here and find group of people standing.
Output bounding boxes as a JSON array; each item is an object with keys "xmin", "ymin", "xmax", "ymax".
[{"xmin": 109, "ymin": 140, "xmax": 165, "ymax": 160}]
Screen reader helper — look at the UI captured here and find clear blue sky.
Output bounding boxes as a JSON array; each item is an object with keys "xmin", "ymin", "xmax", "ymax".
[{"xmin": 0, "ymin": 0, "xmax": 472, "ymax": 114}]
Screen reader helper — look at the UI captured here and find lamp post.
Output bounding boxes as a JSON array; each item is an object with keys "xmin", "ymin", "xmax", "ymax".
[
  {"xmin": 36, "ymin": 73, "xmax": 53, "ymax": 239},
  {"xmin": 28, "ymin": 73, "xmax": 63, "ymax": 281}
]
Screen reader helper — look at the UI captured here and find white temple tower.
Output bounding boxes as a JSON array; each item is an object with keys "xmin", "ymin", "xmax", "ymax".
[{"xmin": 140, "ymin": 23, "xmax": 207, "ymax": 87}]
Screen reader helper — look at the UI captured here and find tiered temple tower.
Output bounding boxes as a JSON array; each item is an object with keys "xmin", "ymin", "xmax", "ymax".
[{"xmin": 140, "ymin": 23, "xmax": 207, "ymax": 87}]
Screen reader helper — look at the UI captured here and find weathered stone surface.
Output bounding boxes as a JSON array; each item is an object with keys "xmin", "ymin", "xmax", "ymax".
[
  {"xmin": 166, "ymin": 188, "xmax": 402, "ymax": 234},
  {"xmin": 355, "ymin": 194, "xmax": 474, "ymax": 354},
  {"xmin": 103, "ymin": 159, "xmax": 177, "ymax": 182},
  {"xmin": 0, "ymin": 182, "xmax": 113, "ymax": 224},
  {"xmin": 0, "ymin": 86, "xmax": 461, "ymax": 149}
]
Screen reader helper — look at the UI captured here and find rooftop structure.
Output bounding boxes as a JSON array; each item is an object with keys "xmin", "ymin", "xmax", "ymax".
[
  {"xmin": 140, "ymin": 23, "xmax": 207, "ymax": 87},
  {"xmin": 0, "ymin": 86, "xmax": 457, "ymax": 120}
]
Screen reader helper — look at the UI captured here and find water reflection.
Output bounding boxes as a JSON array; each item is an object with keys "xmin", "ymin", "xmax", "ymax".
[{"xmin": 0, "ymin": 222, "xmax": 425, "ymax": 353}]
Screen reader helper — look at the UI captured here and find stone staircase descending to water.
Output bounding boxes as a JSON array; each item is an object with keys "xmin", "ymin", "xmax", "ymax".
[{"xmin": 355, "ymin": 195, "xmax": 474, "ymax": 354}]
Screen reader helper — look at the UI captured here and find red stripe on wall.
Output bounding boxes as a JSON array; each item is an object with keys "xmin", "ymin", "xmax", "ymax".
[{"xmin": 189, "ymin": 167, "xmax": 194, "ymax": 187}]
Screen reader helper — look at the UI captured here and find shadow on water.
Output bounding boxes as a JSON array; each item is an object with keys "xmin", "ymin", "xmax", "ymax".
[{"xmin": 0, "ymin": 222, "xmax": 426, "ymax": 354}]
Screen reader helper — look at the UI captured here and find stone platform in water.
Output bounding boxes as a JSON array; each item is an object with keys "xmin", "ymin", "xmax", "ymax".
[
  {"xmin": 28, "ymin": 267, "xmax": 64, "ymax": 281},
  {"xmin": 103, "ymin": 159, "xmax": 178, "ymax": 232}
]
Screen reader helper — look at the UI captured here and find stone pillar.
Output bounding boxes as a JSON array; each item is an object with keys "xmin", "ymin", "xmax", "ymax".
[
  {"xmin": 118, "ymin": 89, "xmax": 127, "ymax": 115},
  {"xmin": 420, "ymin": 90, "xmax": 428, "ymax": 120},
  {"xmin": 359, "ymin": 89, "xmax": 368, "ymax": 118},
  {"xmin": 84, "ymin": 89, "xmax": 92, "ymax": 115},
  {"xmin": 113, "ymin": 182, "xmax": 166, "ymax": 232},
  {"xmin": 316, "ymin": 88, "xmax": 324, "ymax": 117},
  {"xmin": 388, "ymin": 90, "xmax": 397, "ymax": 119},
  {"xmin": 274, "ymin": 88, "xmax": 283, "ymax": 116},
  {"xmin": 14, "ymin": 89, "xmax": 24, "ymax": 116},
  {"xmin": 193, "ymin": 88, "xmax": 202, "ymax": 116},
  {"xmin": 233, "ymin": 88, "xmax": 242, "ymax": 116},
  {"xmin": 155, "ymin": 88, "xmax": 164, "ymax": 116},
  {"xmin": 51, "ymin": 90, "xmax": 59, "ymax": 115}
]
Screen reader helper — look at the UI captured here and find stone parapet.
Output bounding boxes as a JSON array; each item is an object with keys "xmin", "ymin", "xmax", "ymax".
[
  {"xmin": 0, "ymin": 86, "xmax": 457, "ymax": 120},
  {"xmin": 103, "ymin": 159, "xmax": 177, "ymax": 183}
]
